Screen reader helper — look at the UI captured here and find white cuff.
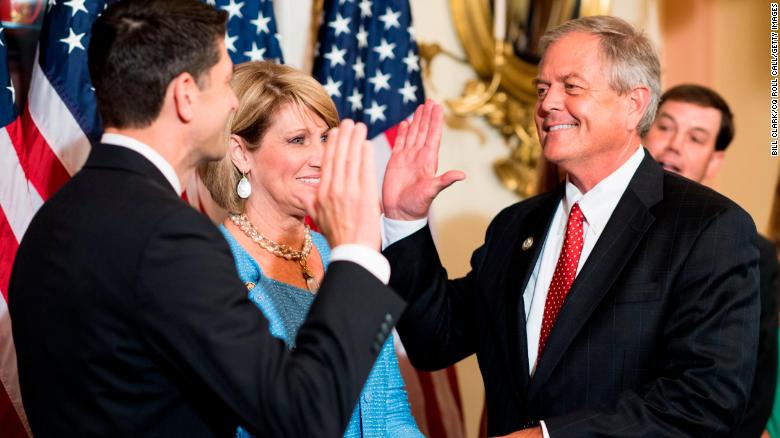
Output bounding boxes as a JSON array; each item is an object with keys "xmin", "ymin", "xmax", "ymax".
[
  {"xmin": 381, "ymin": 215, "xmax": 428, "ymax": 250},
  {"xmin": 540, "ymin": 420, "xmax": 550, "ymax": 438},
  {"xmin": 330, "ymin": 244, "xmax": 391, "ymax": 285}
]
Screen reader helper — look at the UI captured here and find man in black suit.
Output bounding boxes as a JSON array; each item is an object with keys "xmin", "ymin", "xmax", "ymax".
[
  {"xmin": 9, "ymin": 1, "xmax": 404, "ymax": 436},
  {"xmin": 643, "ymin": 84, "xmax": 779, "ymax": 437},
  {"xmin": 380, "ymin": 16, "xmax": 760, "ymax": 437}
]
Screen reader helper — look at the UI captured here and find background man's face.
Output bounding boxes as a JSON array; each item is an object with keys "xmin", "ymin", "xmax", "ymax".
[
  {"xmin": 534, "ymin": 32, "xmax": 635, "ymax": 171},
  {"xmin": 644, "ymin": 100, "xmax": 724, "ymax": 184}
]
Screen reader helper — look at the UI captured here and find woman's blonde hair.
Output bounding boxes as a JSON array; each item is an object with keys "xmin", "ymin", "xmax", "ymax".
[{"xmin": 199, "ymin": 61, "xmax": 339, "ymax": 213}]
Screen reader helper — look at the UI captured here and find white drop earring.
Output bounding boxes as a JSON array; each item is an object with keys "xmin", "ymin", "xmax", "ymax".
[{"xmin": 236, "ymin": 171, "xmax": 251, "ymax": 199}]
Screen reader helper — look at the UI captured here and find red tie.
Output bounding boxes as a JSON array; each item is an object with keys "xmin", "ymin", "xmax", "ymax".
[{"xmin": 538, "ymin": 202, "xmax": 585, "ymax": 358}]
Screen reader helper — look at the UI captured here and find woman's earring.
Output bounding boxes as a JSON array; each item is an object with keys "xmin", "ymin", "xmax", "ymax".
[{"xmin": 236, "ymin": 171, "xmax": 251, "ymax": 199}]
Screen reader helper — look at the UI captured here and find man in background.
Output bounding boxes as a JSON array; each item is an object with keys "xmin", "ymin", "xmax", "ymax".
[{"xmin": 644, "ymin": 84, "xmax": 779, "ymax": 437}]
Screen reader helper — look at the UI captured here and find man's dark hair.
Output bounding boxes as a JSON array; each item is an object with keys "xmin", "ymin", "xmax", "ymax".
[
  {"xmin": 88, "ymin": 0, "xmax": 228, "ymax": 129},
  {"xmin": 659, "ymin": 84, "xmax": 734, "ymax": 151}
]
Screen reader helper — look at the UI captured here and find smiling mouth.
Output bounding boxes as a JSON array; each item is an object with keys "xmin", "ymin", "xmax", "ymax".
[
  {"xmin": 546, "ymin": 123, "xmax": 578, "ymax": 132},
  {"xmin": 297, "ymin": 177, "xmax": 320, "ymax": 185}
]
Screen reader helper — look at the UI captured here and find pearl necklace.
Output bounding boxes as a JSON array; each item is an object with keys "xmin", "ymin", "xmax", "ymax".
[{"xmin": 230, "ymin": 213, "xmax": 319, "ymax": 293}]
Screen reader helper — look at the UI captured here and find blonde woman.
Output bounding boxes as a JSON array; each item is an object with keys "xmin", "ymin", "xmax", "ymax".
[{"xmin": 200, "ymin": 61, "xmax": 422, "ymax": 437}]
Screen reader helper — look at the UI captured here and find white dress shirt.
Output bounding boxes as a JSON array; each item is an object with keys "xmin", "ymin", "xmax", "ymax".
[
  {"xmin": 101, "ymin": 133, "xmax": 391, "ymax": 284},
  {"xmin": 382, "ymin": 147, "xmax": 646, "ymax": 435},
  {"xmin": 102, "ymin": 133, "xmax": 183, "ymax": 195}
]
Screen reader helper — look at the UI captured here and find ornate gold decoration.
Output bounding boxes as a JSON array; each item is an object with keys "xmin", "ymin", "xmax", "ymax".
[{"xmin": 446, "ymin": 0, "xmax": 610, "ymax": 197}]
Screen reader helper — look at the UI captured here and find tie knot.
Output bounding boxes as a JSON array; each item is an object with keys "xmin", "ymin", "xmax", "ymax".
[{"xmin": 569, "ymin": 202, "xmax": 584, "ymax": 224}]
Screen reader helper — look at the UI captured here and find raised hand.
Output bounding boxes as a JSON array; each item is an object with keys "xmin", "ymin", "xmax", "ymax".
[
  {"xmin": 304, "ymin": 120, "xmax": 381, "ymax": 250},
  {"xmin": 382, "ymin": 100, "xmax": 465, "ymax": 220}
]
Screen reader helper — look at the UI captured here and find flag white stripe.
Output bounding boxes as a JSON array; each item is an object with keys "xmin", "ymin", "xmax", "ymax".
[
  {"xmin": 28, "ymin": 57, "xmax": 91, "ymax": 176},
  {"xmin": 372, "ymin": 132, "xmax": 392, "ymax": 193},
  {"xmin": 0, "ymin": 128, "xmax": 44, "ymax": 242},
  {"xmin": 0, "ymin": 296, "xmax": 31, "ymax": 436}
]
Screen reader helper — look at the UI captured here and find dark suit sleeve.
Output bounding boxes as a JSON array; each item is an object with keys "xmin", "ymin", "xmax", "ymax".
[
  {"xmin": 133, "ymin": 208, "xmax": 405, "ymax": 437},
  {"xmin": 735, "ymin": 236, "xmax": 779, "ymax": 436},
  {"xmin": 544, "ymin": 206, "xmax": 761, "ymax": 437},
  {"xmin": 385, "ymin": 224, "xmax": 487, "ymax": 371}
]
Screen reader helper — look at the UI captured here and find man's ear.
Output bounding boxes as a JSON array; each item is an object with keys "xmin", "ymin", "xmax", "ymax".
[
  {"xmin": 627, "ymin": 85, "xmax": 651, "ymax": 131},
  {"xmin": 703, "ymin": 150, "xmax": 725, "ymax": 183},
  {"xmin": 171, "ymin": 72, "xmax": 198, "ymax": 123},
  {"xmin": 229, "ymin": 134, "xmax": 251, "ymax": 172}
]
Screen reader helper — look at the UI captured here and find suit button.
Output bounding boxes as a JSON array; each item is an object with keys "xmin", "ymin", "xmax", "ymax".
[
  {"xmin": 381, "ymin": 322, "xmax": 390, "ymax": 333},
  {"xmin": 384, "ymin": 313, "xmax": 393, "ymax": 324},
  {"xmin": 363, "ymin": 391, "xmax": 373, "ymax": 403},
  {"xmin": 372, "ymin": 341, "xmax": 381, "ymax": 353}
]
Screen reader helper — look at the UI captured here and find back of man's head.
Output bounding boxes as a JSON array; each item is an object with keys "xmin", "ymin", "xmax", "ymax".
[
  {"xmin": 88, "ymin": 0, "xmax": 227, "ymax": 130},
  {"xmin": 659, "ymin": 84, "xmax": 734, "ymax": 151}
]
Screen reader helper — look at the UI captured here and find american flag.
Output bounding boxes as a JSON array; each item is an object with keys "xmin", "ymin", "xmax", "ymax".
[
  {"xmin": 312, "ymin": 1, "xmax": 464, "ymax": 437},
  {"xmin": 313, "ymin": 0, "xmax": 424, "ymax": 190},
  {"xmin": 217, "ymin": 0, "xmax": 284, "ymax": 64},
  {"xmin": 0, "ymin": 14, "xmax": 31, "ymax": 436},
  {"xmin": 0, "ymin": 1, "xmax": 284, "ymax": 435},
  {"xmin": 0, "ymin": 0, "xmax": 113, "ymax": 434}
]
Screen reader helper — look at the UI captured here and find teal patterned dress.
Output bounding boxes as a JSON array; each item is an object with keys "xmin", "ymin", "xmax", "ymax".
[{"xmin": 220, "ymin": 226, "xmax": 422, "ymax": 438}]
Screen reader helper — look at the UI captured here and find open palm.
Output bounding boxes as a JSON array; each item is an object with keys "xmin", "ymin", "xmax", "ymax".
[{"xmin": 382, "ymin": 101, "xmax": 465, "ymax": 220}]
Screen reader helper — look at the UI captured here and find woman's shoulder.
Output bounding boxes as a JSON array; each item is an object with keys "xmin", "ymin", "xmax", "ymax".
[
  {"xmin": 310, "ymin": 229, "xmax": 331, "ymax": 266},
  {"xmin": 218, "ymin": 224, "xmax": 262, "ymax": 282}
]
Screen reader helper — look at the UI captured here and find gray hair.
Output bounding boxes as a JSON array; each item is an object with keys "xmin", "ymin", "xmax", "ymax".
[{"xmin": 539, "ymin": 15, "xmax": 661, "ymax": 136}]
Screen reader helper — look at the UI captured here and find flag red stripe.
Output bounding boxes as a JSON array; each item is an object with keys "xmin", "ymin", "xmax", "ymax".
[
  {"xmin": 12, "ymin": 107, "xmax": 71, "ymax": 200},
  {"xmin": 383, "ymin": 124, "xmax": 399, "ymax": 149},
  {"xmin": 0, "ymin": 203, "xmax": 26, "ymax": 437},
  {"xmin": 445, "ymin": 365, "xmax": 464, "ymax": 413},
  {"xmin": 0, "ymin": 205, "xmax": 18, "ymax": 302},
  {"xmin": 417, "ymin": 371, "xmax": 447, "ymax": 438},
  {"xmin": 0, "ymin": 382, "xmax": 26, "ymax": 438}
]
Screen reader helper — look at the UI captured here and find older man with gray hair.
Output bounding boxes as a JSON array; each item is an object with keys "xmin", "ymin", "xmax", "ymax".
[{"xmin": 380, "ymin": 15, "xmax": 760, "ymax": 437}]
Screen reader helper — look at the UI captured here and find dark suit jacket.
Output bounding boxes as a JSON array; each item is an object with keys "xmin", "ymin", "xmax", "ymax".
[
  {"xmin": 9, "ymin": 144, "xmax": 405, "ymax": 437},
  {"xmin": 385, "ymin": 153, "xmax": 760, "ymax": 437},
  {"xmin": 735, "ymin": 235, "xmax": 779, "ymax": 437}
]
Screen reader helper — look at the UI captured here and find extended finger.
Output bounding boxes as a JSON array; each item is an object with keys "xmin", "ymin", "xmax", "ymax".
[
  {"xmin": 434, "ymin": 170, "xmax": 466, "ymax": 193},
  {"xmin": 414, "ymin": 100, "xmax": 435, "ymax": 152},
  {"xmin": 319, "ymin": 126, "xmax": 340, "ymax": 200},
  {"xmin": 332, "ymin": 119, "xmax": 355, "ymax": 195},
  {"xmin": 346, "ymin": 122, "xmax": 368, "ymax": 195},
  {"xmin": 393, "ymin": 120, "xmax": 409, "ymax": 152},
  {"xmin": 405, "ymin": 104, "xmax": 424, "ymax": 152},
  {"xmin": 424, "ymin": 103, "xmax": 445, "ymax": 170}
]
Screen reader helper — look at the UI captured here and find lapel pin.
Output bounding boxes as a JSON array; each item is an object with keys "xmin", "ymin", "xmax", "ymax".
[
  {"xmin": 522, "ymin": 237, "xmax": 534, "ymax": 251},
  {"xmin": 245, "ymin": 282, "xmax": 256, "ymax": 290}
]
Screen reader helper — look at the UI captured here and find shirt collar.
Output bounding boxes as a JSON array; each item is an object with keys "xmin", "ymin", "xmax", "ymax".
[
  {"xmin": 563, "ymin": 147, "xmax": 645, "ymax": 236},
  {"xmin": 101, "ymin": 133, "xmax": 183, "ymax": 195}
]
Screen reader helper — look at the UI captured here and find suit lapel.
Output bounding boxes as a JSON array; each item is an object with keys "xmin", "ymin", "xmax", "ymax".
[
  {"xmin": 528, "ymin": 153, "xmax": 664, "ymax": 397},
  {"xmin": 503, "ymin": 187, "xmax": 563, "ymax": 393}
]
